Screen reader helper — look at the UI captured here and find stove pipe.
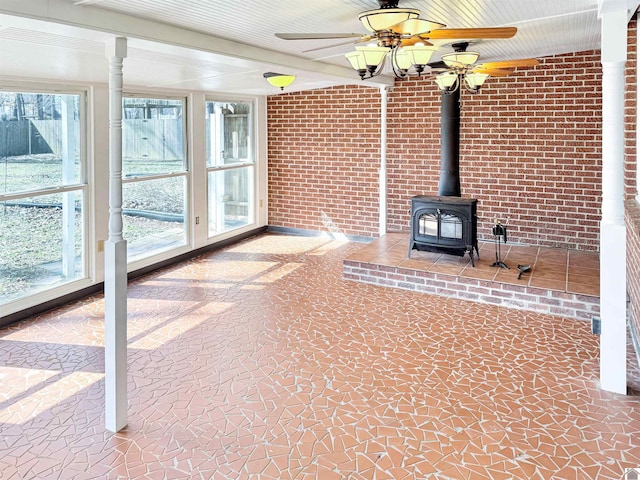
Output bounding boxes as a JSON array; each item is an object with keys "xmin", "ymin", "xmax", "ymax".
[{"xmin": 438, "ymin": 82, "xmax": 461, "ymax": 197}]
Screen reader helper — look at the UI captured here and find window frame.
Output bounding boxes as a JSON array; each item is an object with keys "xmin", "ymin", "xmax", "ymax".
[
  {"xmin": 204, "ymin": 98, "xmax": 258, "ymax": 240},
  {"xmin": 121, "ymin": 92, "xmax": 191, "ymax": 268},
  {"xmin": 0, "ymin": 86, "xmax": 90, "ymax": 313}
]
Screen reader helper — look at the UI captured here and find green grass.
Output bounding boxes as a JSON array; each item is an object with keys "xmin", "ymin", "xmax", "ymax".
[
  {"xmin": 1, "ymin": 154, "xmax": 185, "ymax": 303},
  {"xmin": 0, "ymin": 204, "xmax": 179, "ymax": 302}
]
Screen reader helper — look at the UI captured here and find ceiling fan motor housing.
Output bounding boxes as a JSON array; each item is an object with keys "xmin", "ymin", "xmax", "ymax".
[
  {"xmin": 377, "ymin": 32, "xmax": 402, "ymax": 48},
  {"xmin": 378, "ymin": 0, "xmax": 401, "ymax": 8}
]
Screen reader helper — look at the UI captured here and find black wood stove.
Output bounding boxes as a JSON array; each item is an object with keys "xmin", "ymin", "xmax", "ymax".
[
  {"xmin": 408, "ymin": 78, "xmax": 479, "ymax": 266},
  {"xmin": 409, "ymin": 196, "xmax": 479, "ymax": 266}
]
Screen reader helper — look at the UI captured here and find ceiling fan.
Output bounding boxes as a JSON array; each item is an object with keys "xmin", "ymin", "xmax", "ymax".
[
  {"xmin": 275, "ymin": 0, "xmax": 538, "ymax": 90},
  {"xmin": 426, "ymin": 41, "xmax": 539, "ymax": 93}
]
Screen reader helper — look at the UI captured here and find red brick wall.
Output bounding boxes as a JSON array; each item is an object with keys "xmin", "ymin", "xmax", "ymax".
[
  {"xmin": 267, "ymin": 50, "xmax": 603, "ymax": 249},
  {"xmin": 267, "ymin": 85, "xmax": 382, "ymax": 237},
  {"xmin": 625, "ymin": 19, "xmax": 638, "ymax": 198},
  {"xmin": 624, "ymin": 18, "xmax": 640, "ymax": 342},
  {"xmin": 627, "ymin": 201, "xmax": 640, "ymax": 340},
  {"xmin": 387, "ymin": 51, "xmax": 603, "ymax": 250}
]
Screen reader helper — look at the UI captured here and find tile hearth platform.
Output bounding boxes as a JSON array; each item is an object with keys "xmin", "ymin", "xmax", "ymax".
[{"xmin": 343, "ymin": 233, "xmax": 599, "ymax": 321}]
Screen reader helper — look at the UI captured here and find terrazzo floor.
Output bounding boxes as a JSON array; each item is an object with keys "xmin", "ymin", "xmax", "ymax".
[{"xmin": 0, "ymin": 233, "xmax": 639, "ymax": 479}]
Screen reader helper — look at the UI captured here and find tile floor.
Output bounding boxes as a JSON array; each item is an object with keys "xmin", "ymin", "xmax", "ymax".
[
  {"xmin": 0, "ymin": 233, "xmax": 638, "ymax": 479},
  {"xmin": 346, "ymin": 233, "xmax": 599, "ymax": 297}
]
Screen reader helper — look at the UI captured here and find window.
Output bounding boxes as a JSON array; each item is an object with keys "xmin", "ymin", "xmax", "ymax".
[
  {"xmin": 122, "ymin": 96, "xmax": 188, "ymax": 262},
  {"xmin": 0, "ymin": 91, "xmax": 85, "ymax": 306},
  {"xmin": 206, "ymin": 101, "xmax": 255, "ymax": 237}
]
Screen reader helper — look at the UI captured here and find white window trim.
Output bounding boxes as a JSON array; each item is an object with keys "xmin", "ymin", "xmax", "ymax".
[
  {"xmin": 0, "ymin": 86, "xmax": 91, "ymax": 316},
  {"xmin": 120, "ymin": 92, "xmax": 191, "ymax": 270},
  {"xmin": 204, "ymin": 97, "xmax": 259, "ymax": 242}
]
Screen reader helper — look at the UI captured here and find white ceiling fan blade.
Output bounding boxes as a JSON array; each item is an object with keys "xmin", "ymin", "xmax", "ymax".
[{"xmin": 302, "ymin": 38, "xmax": 372, "ymax": 53}]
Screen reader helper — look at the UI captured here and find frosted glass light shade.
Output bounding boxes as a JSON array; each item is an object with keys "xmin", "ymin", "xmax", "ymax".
[
  {"xmin": 345, "ymin": 51, "xmax": 367, "ymax": 70},
  {"xmin": 263, "ymin": 72, "xmax": 296, "ymax": 90},
  {"xmin": 392, "ymin": 18, "xmax": 446, "ymax": 35},
  {"xmin": 435, "ymin": 71, "xmax": 458, "ymax": 90},
  {"xmin": 441, "ymin": 51, "xmax": 480, "ymax": 68},
  {"xmin": 465, "ymin": 72, "xmax": 489, "ymax": 89},
  {"xmin": 393, "ymin": 49, "xmax": 412, "ymax": 70},
  {"xmin": 355, "ymin": 46, "xmax": 389, "ymax": 68},
  {"xmin": 403, "ymin": 44, "xmax": 437, "ymax": 66},
  {"xmin": 358, "ymin": 8, "xmax": 420, "ymax": 32}
]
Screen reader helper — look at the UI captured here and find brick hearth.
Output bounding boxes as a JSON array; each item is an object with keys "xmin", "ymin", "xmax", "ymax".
[{"xmin": 343, "ymin": 233, "xmax": 600, "ymax": 321}]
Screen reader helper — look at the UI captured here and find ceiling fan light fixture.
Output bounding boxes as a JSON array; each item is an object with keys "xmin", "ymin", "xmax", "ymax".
[
  {"xmin": 358, "ymin": 8, "xmax": 420, "ymax": 32},
  {"xmin": 263, "ymin": 72, "xmax": 296, "ymax": 90},
  {"xmin": 435, "ymin": 71, "xmax": 458, "ymax": 91},
  {"xmin": 346, "ymin": 46, "xmax": 389, "ymax": 79},
  {"xmin": 464, "ymin": 72, "xmax": 489, "ymax": 90},
  {"xmin": 355, "ymin": 45, "xmax": 389, "ymax": 68},
  {"xmin": 403, "ymin": 44, "xmax": 438, "ymax": 67},
  {"xmin": 392, "ymin": 48, "xmax": 412, "ymax": 71},
  {"xmin": 390, "ymin": 18, "xmax": 446, "ymax": 35},
  {"xmin": 442, "ymin": 51, "xmax": 480, "ymax": 68},
  {"xmin": 346, "ymin": 51, "xmax": 367, "ymax": 69}
]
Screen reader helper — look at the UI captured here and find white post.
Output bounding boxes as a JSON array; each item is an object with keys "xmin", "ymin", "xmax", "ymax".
[
  {"xmin": 379, "ymin": 86, "xmax": 389, "ymax": 237},
  {"xmin": 599, "ymin": 0, "xmax": 627, "ymax": 394},
  {"xmin": 61, "ymin": 96, "xmax": 76, "ymax": 277},
  {"xmin": 104, "ymin": 37, "xmax": 128, "ymax": 431}
]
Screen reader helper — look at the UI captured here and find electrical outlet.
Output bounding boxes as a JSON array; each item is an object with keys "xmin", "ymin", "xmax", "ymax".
[
  {"xmin": 591, "ymin": 316, "xmax": 601, "ymax": 335},
  {"xmin": 97, "ymin": 240, "xmax": 104, "ymax": 253},
  {"xmin": 260, "ymin": 199, "xmax": 263, "ymax": 208}
]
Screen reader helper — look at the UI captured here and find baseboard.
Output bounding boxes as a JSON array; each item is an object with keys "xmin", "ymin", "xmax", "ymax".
[
  {"xmin": 0, "ymin": 226, "xmax": 267, "ymax": 329},
  {"xmin": 629, "ymin": 309, "xmax": 640, "ymax": 376},
  {"xmin": 0, "ymin": 283, "xmax": 104, "ymax": 329},
  {"xmin": 128, "ymin": 226, "xmax": 267, "ymax": 281},
  {"xmin": 267, "ymin": 225, "xmax": 373, "ymax": 244}
]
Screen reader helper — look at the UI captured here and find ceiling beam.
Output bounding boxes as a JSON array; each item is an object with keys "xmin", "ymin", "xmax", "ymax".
[{"xmin": 598, "ymin": 0, "xmax": 640, "ymax": 21}]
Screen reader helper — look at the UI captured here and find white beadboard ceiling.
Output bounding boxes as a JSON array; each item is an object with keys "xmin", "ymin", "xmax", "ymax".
[{"xmin": 0, "ymin": 0, "xmax": 636, "ymax": 95}]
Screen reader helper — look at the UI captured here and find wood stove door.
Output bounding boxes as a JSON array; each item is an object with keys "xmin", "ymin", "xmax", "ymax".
[{"xmin": 414, "ymin": 208, "xmax": 467, "ymax": 248}]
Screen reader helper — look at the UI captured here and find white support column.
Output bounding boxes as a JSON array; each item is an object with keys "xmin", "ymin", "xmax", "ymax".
[
  {"xmin": 379, "ymin": 86, "xmax": 389, "ymax": 237},
  {"xmin": 599, "ymin": 0, "xmax": 628, "ymax": 394},
  {"xmin": 104, "ymin": 36, "xmax": 128, "ymax": 431}
]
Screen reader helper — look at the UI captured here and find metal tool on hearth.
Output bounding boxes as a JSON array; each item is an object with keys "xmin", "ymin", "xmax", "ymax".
[
  {"xmin": 517, "ymin": 264, "xmax": 531, "ymax": 280},
  {"xmin": 490, "ymin": 219, "xmax": 509, "ymax": 269}
]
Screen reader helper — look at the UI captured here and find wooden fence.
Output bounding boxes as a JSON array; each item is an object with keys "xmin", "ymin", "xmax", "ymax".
[{"xmin": 0, "ymin": 119, "xmax": 183, "ymax": 160}]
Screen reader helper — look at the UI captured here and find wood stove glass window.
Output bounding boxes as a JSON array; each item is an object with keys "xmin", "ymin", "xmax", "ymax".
[
  {"xmin": 418, "ymin": 211, "xmax": 462, "ymax": 239},
  {"xmin": 419, "ymin": 213, "xmax": 438, "ymax": 237},
  {"xmin": 440, "ymin": 213, "xmax": 462, "ymax": 239}
]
